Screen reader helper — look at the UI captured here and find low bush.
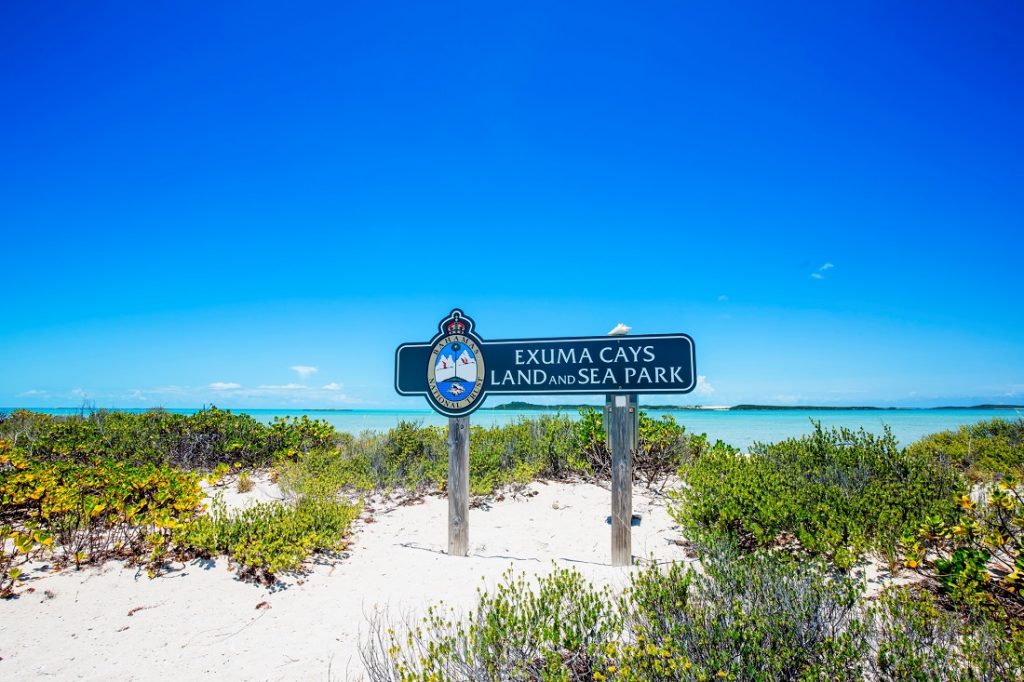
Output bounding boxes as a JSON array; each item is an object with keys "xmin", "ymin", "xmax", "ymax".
[
  {"xmin": 870, "ymin": 585, "xmax": 1024, "ymax": 681},
  {"xmin": 298, "ymin": 416, "xmax": 582, "ymax": 495},
  {"xmin": 0, "ymin": 407, "xmax": 340, "ymax": 469},
  {"xmin": 361, "ymin": 544, "xmax": 1024, "ymax": 681},
  {"xmin": 907, "ymin": 418, "xmax": 1024, "ymax": 481},
  {"xmin": 673, "ymin": 423, "xmax": 965, "ymax": 569},
  {"xmin": 574, "ymin": 408, "xmax": 725, "ymax": 488},
  {"xmin": 902, "ymin": 477, "xmax": 1024, "ymax": 620},
  {"xmin": 613, "ymin": 542, "xmax": 867, "ymax": 681},
  {"xmin": 0, "ymin": 443, "xmax": 204, "ymax": 578},
  {"xmin": 362, "ymin": 566, "xmax": 621, "ymax": 681},
  {"xmin": 173, "ymin": 495, "xmax": 360, "ymax": 583}
]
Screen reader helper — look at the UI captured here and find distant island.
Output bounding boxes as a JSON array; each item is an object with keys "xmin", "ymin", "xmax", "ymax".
[{"xmin": 486, "ymin": 401, "xmax": 1024, "ymax": 411}]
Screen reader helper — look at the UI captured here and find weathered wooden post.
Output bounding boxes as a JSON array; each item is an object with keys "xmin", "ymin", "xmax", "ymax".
[
  {"xmin": 608, "ymin": 394, "xmax": 637, "ymax": 566},
  {"xmin": 447, "ymin": 415, "xmax": 470, "ymax": 556}
]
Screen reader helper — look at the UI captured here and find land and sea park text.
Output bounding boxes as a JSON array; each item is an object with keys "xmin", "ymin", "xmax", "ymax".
[{"xmin": 490, "ymin": 343, "xmax": 689, "ymax": 388}]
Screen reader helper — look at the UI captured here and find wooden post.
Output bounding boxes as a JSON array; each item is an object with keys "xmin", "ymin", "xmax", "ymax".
[
  {"xmin": 608, "ymin": 394, "xmax": 635, "ymax": 566},
  {"xmin": 447, "ymin": 416, "xmax": 470, "ymax": 556}
]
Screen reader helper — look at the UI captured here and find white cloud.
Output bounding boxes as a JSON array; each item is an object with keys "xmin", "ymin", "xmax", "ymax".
[
  {"xmin": 70, "ymin": 388, "xmax": 87, "ymax": 398},
  {"xmin": 322, "ymin": 382, "xmax": 342, "ymax": 391},
  {"xmin": 258, "ymin": 383, "xmax": 306, "ymax": 390},
  {"xmin": 717, "ymin": 295, "xmax": 729, "ymax": 302},
  {"xmin": 18, "ymin": 389, "xmax": 48, "ymax": 397},
  {"xmin": 810, "ymin": 262, "xmax": 833, "ymax": 280},
  {"xmin": 129, "ymin": 390, "xmax": 147, "ymax": 401},
  {"xmin": 209, "ymin": 382, "xmax": 242, "ymax": 390},
  {"xmin": 290, "ymin": 365, "xmax": 318, "ymax": 379},
  {"xmin": 694, "ymin": 375, "xmax": 715, "ymax": 396}
]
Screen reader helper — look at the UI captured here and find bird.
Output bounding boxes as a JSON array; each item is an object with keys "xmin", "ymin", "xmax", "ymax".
[{"xmin": 607, "ymin": 323, "xmax": 632, "ymax": 336}]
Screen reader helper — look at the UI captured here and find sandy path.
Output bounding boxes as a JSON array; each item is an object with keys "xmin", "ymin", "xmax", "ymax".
[{"xmin": 0, "ymin": 481, "xmax": 690, "ymax": 681}]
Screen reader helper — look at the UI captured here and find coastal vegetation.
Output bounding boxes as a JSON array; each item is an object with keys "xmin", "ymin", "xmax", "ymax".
[
  {"xmin": 2, "ymin": 407, "xmax": 1023, "ymax": 678},
  {"xmin": 673, "ymin": 424, "xmax": 965, "ymax": 570},
  {"xmin": 363, "ymin": 542, "xmax": 1024, "ymax": 681},
  {"xmin": 356, "ymin": 414, "xmax": 1023, "ymax": 680}
]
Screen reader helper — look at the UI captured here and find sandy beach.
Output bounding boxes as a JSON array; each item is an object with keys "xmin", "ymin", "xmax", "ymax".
[{"xmin": 1, "ymin": 480, "xmax": 689, "ymax": 681}]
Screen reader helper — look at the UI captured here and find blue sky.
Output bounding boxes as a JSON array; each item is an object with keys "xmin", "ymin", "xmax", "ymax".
[{"xmin": 1, "ymin": 1, "xmax": 1022, "ymax": 409}]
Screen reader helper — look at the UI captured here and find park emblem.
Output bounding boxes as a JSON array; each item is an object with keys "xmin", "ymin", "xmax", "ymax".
[{"xmin": 426, "ymin": 310, "xmax": 486, "ymax": 414}]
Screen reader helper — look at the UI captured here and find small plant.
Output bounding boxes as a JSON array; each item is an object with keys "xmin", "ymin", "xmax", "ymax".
[
  {"xmin": 1, "ymin": 522, "xmax": 51, "ymax": 598},
  {"xmin": 236, "ymin": 471, "xmax": 254, "ymax": 493}
]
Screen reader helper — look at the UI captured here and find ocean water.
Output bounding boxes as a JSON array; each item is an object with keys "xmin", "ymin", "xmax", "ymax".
[{"xmin": 5, "ymin": 406, "xmax": 1021, "ymax": 452}]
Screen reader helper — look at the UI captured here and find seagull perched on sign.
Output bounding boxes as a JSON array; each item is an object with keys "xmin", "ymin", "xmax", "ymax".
[{"xmin": 607, "ymin": 323, "xmax": 632, "ymax": 336}]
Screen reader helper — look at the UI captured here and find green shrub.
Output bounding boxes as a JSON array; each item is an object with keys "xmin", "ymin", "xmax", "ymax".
[
  {"xmin": 674, "ymin": 423, "xmax": 965, "ymax": 569},
  {"xmin": 870, "ymin": 585, "xmax": 1024, "ymax": 681},
  {"xmin": 0, "ymin": 407, "xmax": 340, "ymax": 470},
  {"xmin": 574, "ymin": 407, "xmax": 727, "ymax": 487},
  {"xmin": 361, "ymin": 548, "xmax": 1024, "ymax": 681},
  {"xmin": 276, "ymin": 444, "xmax": 369, "ymax": 499},
  {"xmin": 0, "ymin": 444, "xmax": 203, "ymax": 572},
  {"xmin": 174, "ymin": 495, "xmax": 360, "ymax": 583},
  {"xmin": 907, "ymin": 418, "xmax": 1024, "ymax": 481},
  {"xmin": 362, "ymin": 566, "xmax": 621, "ymax": 681},
  {"xmin": 267, "ymin": 414, "xmax": 340, "ymax": 460},
  {"xmin": 611, "ymin": 542, "xmax": 867, "ymax": 681},
  {"xmin": 330, "ymin": 416, "xmax": 582, "ymax": 495},
  {"xmin": 903, "ymin": 477, "xmax": 1024, "ymax": 620}
]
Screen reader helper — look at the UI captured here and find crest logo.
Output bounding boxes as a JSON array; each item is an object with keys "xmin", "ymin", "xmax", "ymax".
[{"xmin": 426, "ymin": 310, "xmax": 486, "ymax": 414}]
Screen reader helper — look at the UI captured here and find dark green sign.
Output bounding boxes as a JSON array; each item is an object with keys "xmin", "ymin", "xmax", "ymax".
[{"xmin": 395, "ymin": 309, "xmax": 696, "ymax": 417}]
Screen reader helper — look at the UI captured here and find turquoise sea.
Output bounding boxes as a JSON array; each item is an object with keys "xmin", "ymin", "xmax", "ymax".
[{"xmin": 6, "ymin": 406, "xmax": 1021, "ymax": 452}]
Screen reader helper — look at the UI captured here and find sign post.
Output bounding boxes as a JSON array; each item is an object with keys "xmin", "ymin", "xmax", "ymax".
[
  {"xmin": 447, "ymin": 416, "xmax": 470, "ymax": 556},
  {"xmin": 395, "ymin": 309, "xmax": 696, "ymax": 564},
  {"xmin": 608, "ymin": 394, "xmax": 636, "ymax": 565}
]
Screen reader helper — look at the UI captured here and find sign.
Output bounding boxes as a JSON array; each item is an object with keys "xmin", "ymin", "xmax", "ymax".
[{"xmin": 396, "ymin": 309, "xmax": 696, "ymax": 416}]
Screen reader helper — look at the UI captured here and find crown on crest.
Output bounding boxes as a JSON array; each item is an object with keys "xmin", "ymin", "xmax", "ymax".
[
  {"xmin": 438, "ymin": 309, "xmax": 475, "ymax": 338},
  {"xmin": 447, "ymin": 314, "xmax": 466, "ymax": 334}
]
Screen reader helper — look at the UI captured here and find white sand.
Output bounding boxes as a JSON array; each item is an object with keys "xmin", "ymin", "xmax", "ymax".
[{"xmin": 0, "ymin": 481, "xmax": 691, "ymax": 681}]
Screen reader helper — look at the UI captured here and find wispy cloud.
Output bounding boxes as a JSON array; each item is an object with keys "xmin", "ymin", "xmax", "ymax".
[
  {"xmin": 18, "ymin": 388, "xmax": 48, "ymax": 397},
  {"xmin": 810, "ymin": 262, "xmax": 834, "ymax": 280},
  {"xmin": 322, "ymin": 382, "xmax": 342, "ymax": 391},
  {"xmin": 70, "ymin": 388, "xmax": 87, "ymax": 398},
  {"xmin": 717, "ymin": 295, "xmax": 729, "ymax": 302},
  {"xmin": 209, "ymin": 382, "xmax": 241, "ymax": 390},
  {"xmin": 129, "ymin": 389, "xmax": 148, "ymax": 401},
  {"xmin": 258, "ymin": 383, "xmax": 306, "ymax": 390},
  {"xmin": 290, "ymin": 365, "xmax": 318, "ymax": 379}
]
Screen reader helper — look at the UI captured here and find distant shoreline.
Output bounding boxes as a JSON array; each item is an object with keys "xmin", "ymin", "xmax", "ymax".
[
  {"xmin": 2, "ymin": 404, "xmax": 1022, "ymax": 413},
  {"xmin": 485, "ymin": 401, "xmax": 1024, "ymax": 412}
]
